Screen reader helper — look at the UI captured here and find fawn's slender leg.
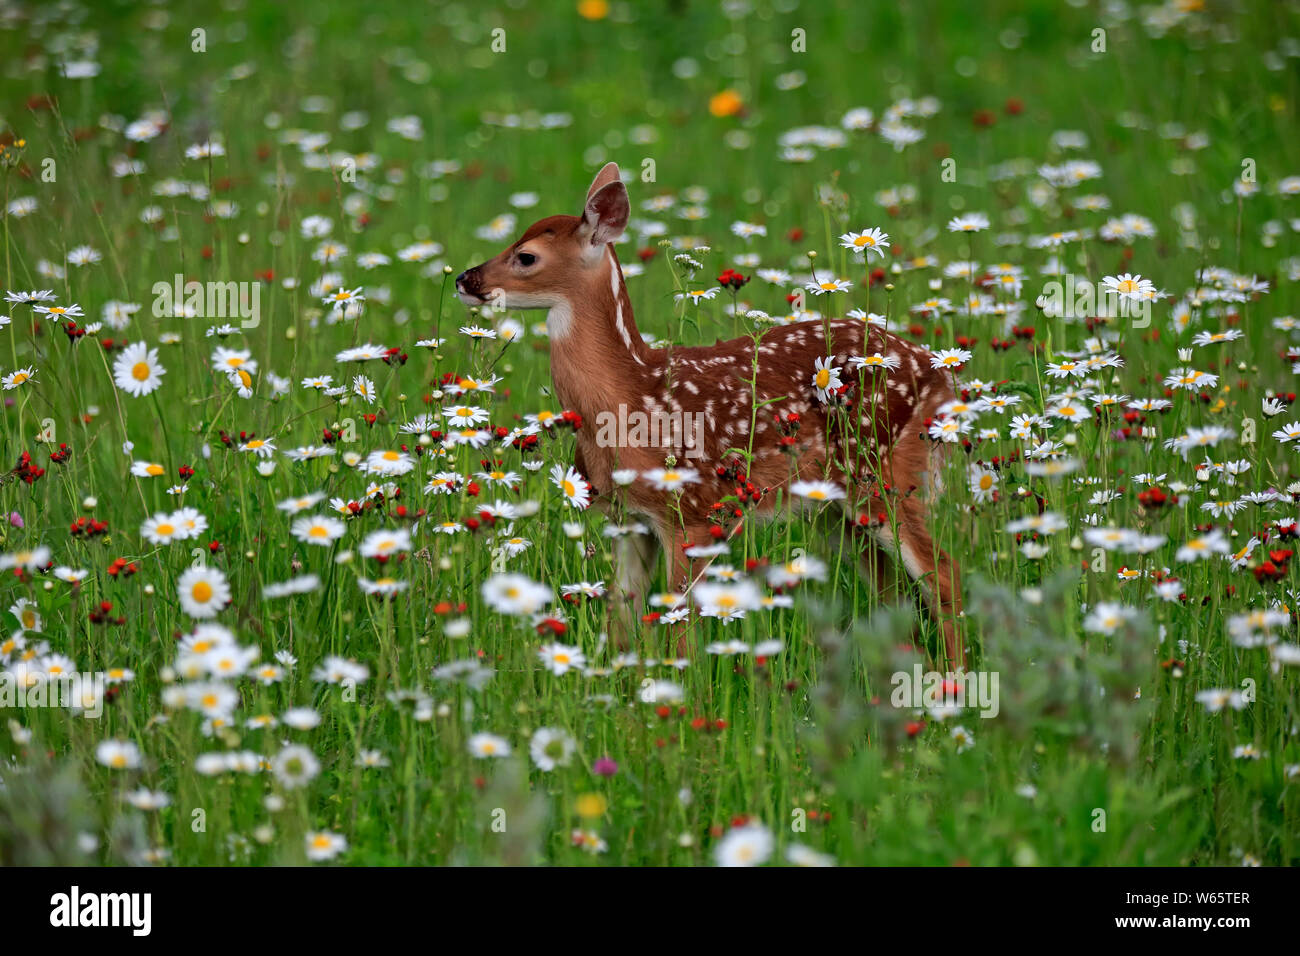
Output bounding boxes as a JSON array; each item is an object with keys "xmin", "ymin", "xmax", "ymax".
[
  {"xmin": 896, "ymin": 497, "xmax": 964, "ymax": 670},
  {"xmin": 609, "ymin": 530, "xmax": 659, "ymax": 650},
  {"xmin": 879, "ymin": 410, "xmax": 966, "ymax": 671},
  {"xmin": 658, "ymin": 522, "xmax": 713, "ymax": 657},
  {"xmin": 850, "ymin": 514, "xmax": 963, "ymax": 668},
  {"xmin": 658, "ymin": 522, "xmax": 710, "ymax": 592}
]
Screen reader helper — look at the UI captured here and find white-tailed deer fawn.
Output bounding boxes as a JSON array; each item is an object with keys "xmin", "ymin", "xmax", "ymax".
[{"xmin": 457, "ymin": 163, "xmax": 964, "ymax": 668}]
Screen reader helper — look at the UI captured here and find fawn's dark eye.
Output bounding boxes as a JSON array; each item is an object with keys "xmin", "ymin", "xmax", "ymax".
[{"xmin": 517, "ymin": 251, "xmax": 537, "ymax": 266}]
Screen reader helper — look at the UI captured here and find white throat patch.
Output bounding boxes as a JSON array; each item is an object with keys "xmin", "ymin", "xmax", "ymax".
[{"xmin": 547, "ymin": 300, "xmax": 574, "ymax": 340}]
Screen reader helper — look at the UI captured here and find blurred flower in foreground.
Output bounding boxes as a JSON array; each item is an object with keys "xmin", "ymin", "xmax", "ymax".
[
  {"xmin": 715, "ymin": 823, "xmax": 773, "ymax": 867},
  {"xmin": 709, "ymin": 90, "xmax": 744, "ymax": 118}
]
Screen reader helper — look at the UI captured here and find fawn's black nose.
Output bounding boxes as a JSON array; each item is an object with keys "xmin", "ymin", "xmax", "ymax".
[
  {"xmin": 455, "ymin": 267, "xmax": 486, "ymax": 303},
  {"xmin": 455, "ymin": 268, "xmax": 479, "ymax": 296}
]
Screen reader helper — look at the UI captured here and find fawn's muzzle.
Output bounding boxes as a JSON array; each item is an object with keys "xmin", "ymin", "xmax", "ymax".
[{"xmin": 455, "ymin": 267, "xmax": 486, "ymax": 303}]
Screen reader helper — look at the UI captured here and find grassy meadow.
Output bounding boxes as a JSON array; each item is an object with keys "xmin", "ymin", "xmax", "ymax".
[{"xmin": 1, "ymin": 0, "xmax": 1300, "ymax": 866}]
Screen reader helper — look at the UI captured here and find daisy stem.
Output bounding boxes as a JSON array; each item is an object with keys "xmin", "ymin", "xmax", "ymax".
[{"xmin": 150, "ymin": 390, "xmax": 175, "ymax": 482}]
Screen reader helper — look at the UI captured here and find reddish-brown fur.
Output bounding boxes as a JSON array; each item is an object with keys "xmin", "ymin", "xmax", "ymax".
[{"xmin": 458, "ymin": 164, "xmax": 964, "ymax": 668}]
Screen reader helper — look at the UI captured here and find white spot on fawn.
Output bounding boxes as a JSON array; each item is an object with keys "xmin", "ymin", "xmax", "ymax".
[{"xmin": 609, "ymin": 248, "xmax": 645, "ymax": 366}]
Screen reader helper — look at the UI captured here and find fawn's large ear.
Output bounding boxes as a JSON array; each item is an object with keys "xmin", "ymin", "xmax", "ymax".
[
  {"xmin": 578, "ymin": 178, "xmax": 629, "ymax": 251},
  {"xmin": 585, "ymin": 162, "xmax": 622, "ymax": 203}
]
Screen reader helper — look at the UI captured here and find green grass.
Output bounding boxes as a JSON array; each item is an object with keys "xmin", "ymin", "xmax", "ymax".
[{"xmin": 0, "ymin": 0, "xmax": 1298, "ymax": 865}]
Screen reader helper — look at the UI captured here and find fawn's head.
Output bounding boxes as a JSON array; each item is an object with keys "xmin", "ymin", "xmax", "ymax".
[{"xmin": 456, "ymin": 163, "xmax": 629, "ymax": 319}]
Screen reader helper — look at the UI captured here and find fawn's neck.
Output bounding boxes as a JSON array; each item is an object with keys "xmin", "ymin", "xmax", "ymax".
[{"xmin": 547, "ymin": 246, "xmax": 659, "ymax": 419}]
